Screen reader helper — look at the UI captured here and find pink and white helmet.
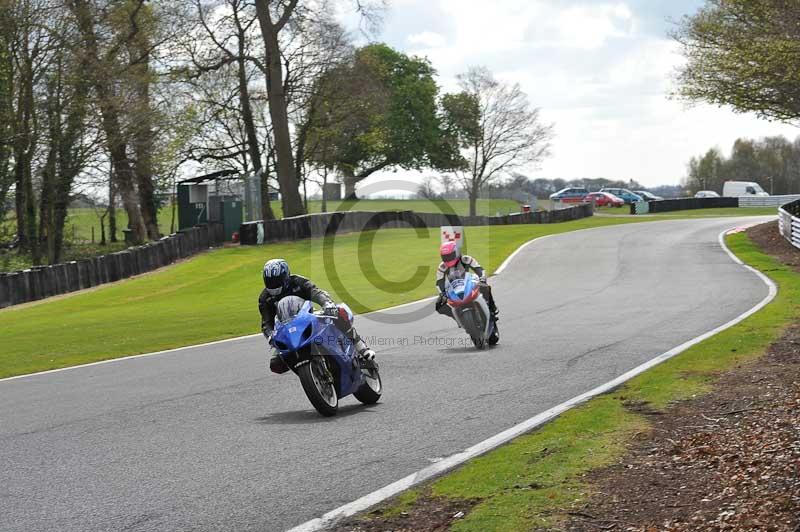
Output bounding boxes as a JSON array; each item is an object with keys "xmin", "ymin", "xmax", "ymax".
[{"xmin": 440, "ymin": 241, "xmax": 460, "ymax": 268}]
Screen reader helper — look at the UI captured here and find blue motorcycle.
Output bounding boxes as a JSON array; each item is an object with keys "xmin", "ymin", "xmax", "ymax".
[{"xmin": 270, "ymin": 297, "xmax": 382, "ymax": 416}]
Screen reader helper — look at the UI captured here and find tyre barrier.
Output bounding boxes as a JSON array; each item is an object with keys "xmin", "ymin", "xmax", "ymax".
[
  {"xmin": 0, "ymin": 223, "xmax": 225, "ymax": 309},
  {"xmin": 778, "ymin": 199, "xmax": 800, "ymax": 250},
  {"xmin": 629, "ymin": 197, "xmax": 739, "ymax": 214},
  {"xmin": 238, "ymin": 204, "xmax": 593, "ymax": 245}
]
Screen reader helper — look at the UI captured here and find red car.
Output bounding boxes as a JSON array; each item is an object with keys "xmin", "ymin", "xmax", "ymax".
[{"xmin": 585, "ymin": 192, "xmax": 624, "ymax": 207}]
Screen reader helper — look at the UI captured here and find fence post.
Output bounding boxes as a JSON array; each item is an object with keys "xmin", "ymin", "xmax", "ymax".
[{"xmin": 0, "ymin": 273, "xmax": 8, "ymax": 308}]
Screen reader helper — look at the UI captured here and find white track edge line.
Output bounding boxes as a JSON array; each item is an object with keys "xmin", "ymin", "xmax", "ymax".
[
  {"xmin": 1, "ymin": 217, "xmax": 768, "ymax": 383},
  {"xmin": 285, "ymin": 225, "xmax": 778, "ymax": 532}
]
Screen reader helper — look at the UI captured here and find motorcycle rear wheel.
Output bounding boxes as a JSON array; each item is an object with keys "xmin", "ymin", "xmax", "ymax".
[
  {"xmin": 298, "ymin": 356, "xmax": 338, "ymax": 416},
  {"xmin": 354, "ymin": 364, "xmax": 382, "ymax": 405}
]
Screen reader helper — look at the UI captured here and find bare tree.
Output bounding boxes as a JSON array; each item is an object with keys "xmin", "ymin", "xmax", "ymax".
[
  {"xmin": 443, "ymin": 67, "xmax": 554, "ymax": 216},
  {"xmin": 416, "ymin": 176, "xmax": 440, "ymax": 200},
  {"xmin": 436, "ymin": 173, "xmax": 455, "ymax": 197},
  {"xmin": 186, "ymin": 0, "xmax": 277, "ymax": 220}
]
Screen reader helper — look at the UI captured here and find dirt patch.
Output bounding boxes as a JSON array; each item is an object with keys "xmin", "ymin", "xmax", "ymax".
[
  {"xmin": 563, "ymin": 221, "xmax": 800, "ymax": 531},
  {"xmin": 747, "ymin": 220, "xmax": 800, "ymax": 270},
  {"xmin": 565, "ymin": 324, "xmax": 800, "ymax": 531},
  {"xmin": 334, "ymin": 491, "xmax": 479, "ymax": 532}
]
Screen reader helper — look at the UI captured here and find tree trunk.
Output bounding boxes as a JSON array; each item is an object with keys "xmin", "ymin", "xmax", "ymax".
[
  {"xmin": 0, "ymin": 26, "xmax": 13, "ymax": 226},
  {"xmin": 13, "ymin": 146, "xmax": 27, "ymax": 248},
  {"xmin": 99, "ymin": 213, "xmax": 106, "ymax": 245},
  {"xmin": 108, "ymin": 181, "xmax": 117, "ymax": 243},
  {"xmin": 321, "ymin": 169, "xmax": 328, "ymax": 213},
  {"xmin": 254, "ymin": 0, "xmax": 305, "ymax": 218},
  {"xmin": 111, "ymin": 146, "xmax": 145, "ymax": 244},
  {"xmin": 23, "ymin": 153, "xmax": 38, "ymax": 263},
  {"xmin": 235, "ymin": 30, "xmax": 274, "ymax": 221},
  {"xmin": 14, "ymin": 68, "xmax": 39, "ymax": 263},
  {"xmin": 39, "ymin": 145, "xmax": 56, "ymax": 263},
  {"xmin": 469, "ymin": 188, "xmax": 478, "ymax": 217},
  {"xmin": 342, "ymin": 168, "xmax": 358, "ymax": 200},
  {"xmin": 130, "ymin": 32, "xmax": 159, "ymax": 240},
  {"xmin": 68, "ymin": 0, "xmax": 146, "ymax": 244},
  {"xmin": 51, "ymin": 180, "xmax": 71, "ymax": 264}
]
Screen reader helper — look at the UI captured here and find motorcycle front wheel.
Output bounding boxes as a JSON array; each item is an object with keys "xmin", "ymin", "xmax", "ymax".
[
  {"xmin": 354, "ymin": 363, "xmax": 382, "ymax": 405},
  {"xmin": 471, "ymin": 336, "xmax": 487, "ymax": 350},
  {"xmin": 298, "ymin": 356, "xmax": 338, "ymax": 416},
  {"xmin": 488, "ymin": 321, "xmax": 500, "ymax": 346}
]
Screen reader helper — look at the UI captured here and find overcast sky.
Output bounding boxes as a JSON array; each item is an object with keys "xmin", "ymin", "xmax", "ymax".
[{"xmin": 344, "ymin": 0, "xmax": 799, "ymax": 188}]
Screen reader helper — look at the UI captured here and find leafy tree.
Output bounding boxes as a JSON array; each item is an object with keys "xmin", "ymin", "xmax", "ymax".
[
  {"xmin": 684, "ymin": 135, "xmax": 800, "ymax": 195},
  {"xmin": 674, "ymin": 0, "xmax": 800, "ymax": 122},
  {"xmin": 304, "ymin": 43, "xmax": 456, "ymax": 199},
  {"xmin": 685, "ymin": 148, "xmax": 724, "ymax": 193}
]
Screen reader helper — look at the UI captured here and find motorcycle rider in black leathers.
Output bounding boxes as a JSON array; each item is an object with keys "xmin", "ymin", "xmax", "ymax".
[
  {"xmin": 259, "ymin": 258, "xmax": 375, "ymax": 374},
  {"xmin": 434, "ymin": 241, "xmax": 499, "ymax": 320}
]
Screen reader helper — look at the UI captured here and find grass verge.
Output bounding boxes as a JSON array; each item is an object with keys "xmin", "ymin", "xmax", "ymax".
[
  {"xmin": 343, "ymin": 230, "xmax": 800, "ymax": 531},
  {"xmin": 0, "ymin": 216, "xmax": 656, "ymax": 379}
]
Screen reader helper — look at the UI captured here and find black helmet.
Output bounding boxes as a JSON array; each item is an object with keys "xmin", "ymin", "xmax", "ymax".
[{"xmin": 263, "ymin": 258, "xmax": 290, "ymax": 296}]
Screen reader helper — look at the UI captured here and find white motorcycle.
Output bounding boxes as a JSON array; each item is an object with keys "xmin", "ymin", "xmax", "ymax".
[{"xmin": 445, "ymin": 272, "xmax": 499, "ymax": 350}]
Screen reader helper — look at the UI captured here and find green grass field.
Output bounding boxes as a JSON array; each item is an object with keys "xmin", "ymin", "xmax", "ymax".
[
  {"xmin": 359, "ymin": 231, "xmax": 800, "ymax": 530},
  {"xmin": 3, "ymin": 199, "xmax": 522, "ymax": 243},
  {"xmin": 0, "ymin": 199, "xmax": 523, "ymax": 273},
  {"xmin": 0, "ymin": 216, "xmax": 653, "ymax": 378},
  {"xmin": 60, "ymin": 199, "xmax": 521, "ymax": 241}
]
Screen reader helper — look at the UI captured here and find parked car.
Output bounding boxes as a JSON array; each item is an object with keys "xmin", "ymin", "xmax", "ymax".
[
  {"xmin": 694, "ymin": 190, "xmax": 720, "ymax": 198},
  {"xmin": 599, "ymin": 187, "xmax": 642, "ymax": 204},
  {"xmin": 722, "ymin": 181, "xmax": 769, "ymax": 197},
  {"xmin": 634, "ymin": 190, "xmax": 663, "ymax": 201},
  {"xmin": 585, "ymin": 191, "xmax": 624, "ymax": 207},
  {"xmin": 549, "ymin": 187, "xmax": 588, "ymax": 203}
]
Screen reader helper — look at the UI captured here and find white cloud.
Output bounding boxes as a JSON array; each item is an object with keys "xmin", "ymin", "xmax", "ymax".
[
  {"xmin": 544, "ymin": 3, "xmax": 635, "ymax": 49},
  {"xmin": 407, "ymin": 31, "xmax": 447, "ymax": 48},
  {"xmin": 345, "ymin": 0, "xmax": 800, "ymax": 186}
]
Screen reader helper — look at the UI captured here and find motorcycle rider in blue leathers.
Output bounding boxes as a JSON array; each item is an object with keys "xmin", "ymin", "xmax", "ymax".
[{"xmin": 259, "ymin": 258, "xmax": 375, "ymax": 374}]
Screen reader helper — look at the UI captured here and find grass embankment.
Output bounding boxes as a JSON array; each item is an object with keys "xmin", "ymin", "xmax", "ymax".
[
  {"xmin": 0, "ymin": 200, "xmax": 521, "ymax": 273},
  {"xmin": 0, "ymin": 216, "xmax": 653, "ymax": 379},
  {"xmin": 349, "ymin": 231, "xmax": 800, "ymax": 531}
]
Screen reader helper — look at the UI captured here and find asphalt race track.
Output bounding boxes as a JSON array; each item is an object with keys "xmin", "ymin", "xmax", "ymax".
[{"xmin": 0, "ymin": 217, "xmax": 772, "ymax": 532}]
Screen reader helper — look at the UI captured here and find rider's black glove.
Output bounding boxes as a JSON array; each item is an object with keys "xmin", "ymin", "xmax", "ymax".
[{"xmin": 323, "ymin": 302, "xmax": 339, "ymax": 317}]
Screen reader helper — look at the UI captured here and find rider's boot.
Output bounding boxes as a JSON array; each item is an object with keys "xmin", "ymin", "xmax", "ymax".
[
  {"xmin": 488, "ymin": 299, "xmax": 499, "ymax": 321},
  {"xmin": 355, "ymin": 338, "xmax": 376, "ymax": 361}
]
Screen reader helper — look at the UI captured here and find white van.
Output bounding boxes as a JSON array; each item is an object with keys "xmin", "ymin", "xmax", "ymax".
[{"xmin": 722, "ymin": 181, "xmax": 769, "ymax": 197}]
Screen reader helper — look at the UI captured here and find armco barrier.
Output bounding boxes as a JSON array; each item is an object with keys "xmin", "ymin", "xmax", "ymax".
[
  {"xmin": 238, "ymin": 204, "xmax": 593, "ymax": 245},
  {"xmin": 739, "ymin": 194, "xmax": 800, "ymax": 208},
  {"xmin": 0, "ymin": 223, "xmax": 224, "ymax": 309},
  {"xmin": 630, "ymin": 197, "xmax": 739, "ymax": 214},
  {"xmin": 778, "ymin": 199, "xmax": 800, "ymax": 250}
]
